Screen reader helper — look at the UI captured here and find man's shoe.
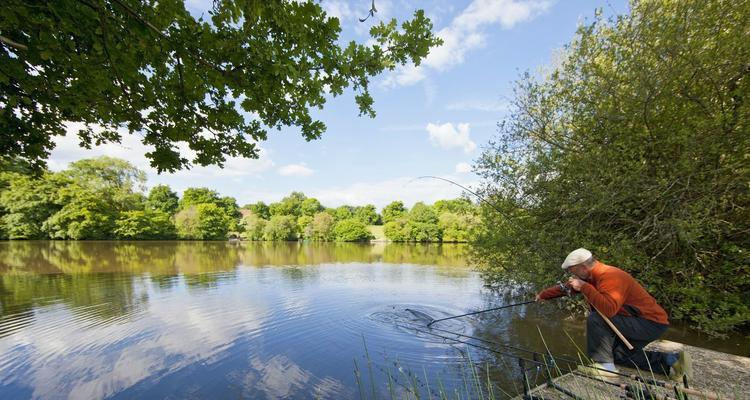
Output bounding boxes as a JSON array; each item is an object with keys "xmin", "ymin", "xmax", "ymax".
[
  {"xmin": 576, "ymin": 363, "xmax": 619, "ymax": 381},
  {"xmin": 668, "ymin": 351, "xmax": 693, "ymax": 382}
]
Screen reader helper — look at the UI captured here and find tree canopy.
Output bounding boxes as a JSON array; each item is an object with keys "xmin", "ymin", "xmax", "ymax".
[{"xmin": 1, "ymin": 0, "xmax": 441, "ymax": 171}]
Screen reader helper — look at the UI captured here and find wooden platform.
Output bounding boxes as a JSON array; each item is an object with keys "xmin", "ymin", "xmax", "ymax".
[{"xmin": 514, "ymin": 340, "xmax": 750, "ymax": 399}]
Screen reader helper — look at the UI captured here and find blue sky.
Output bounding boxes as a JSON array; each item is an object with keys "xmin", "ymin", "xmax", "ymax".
[{"xmin": 48, "ymin": 0, "xmax": 629, "ymax": 209}]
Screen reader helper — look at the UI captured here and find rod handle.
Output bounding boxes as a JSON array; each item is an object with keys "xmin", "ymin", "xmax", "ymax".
[{"xmin": 591, "ymin": 304, "xmax": 634, "ymax": 350}]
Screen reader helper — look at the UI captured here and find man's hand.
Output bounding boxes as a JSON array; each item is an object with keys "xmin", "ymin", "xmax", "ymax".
[
  {"xmin": 567, "ymin": 277, "xmax": 586, "ymax": 291},
  {"xmin": 535, "ymin": 293, "xmax": 544, "ymax": 302}
]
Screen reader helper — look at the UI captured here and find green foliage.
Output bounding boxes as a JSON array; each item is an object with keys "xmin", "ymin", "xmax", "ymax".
[
  {"xmin": 269, "ymin": 191, "xmax": 306, "ymax": 217},
  {"xmin": 114, "ymin": 210, "xmax": 176, "ymax": 240},
  {"xmin": 145, "ymin": 185, "xmax": 179, "ymax": 215},
  {"xmin": 406, "ymin": 221, "xmax": 441, "ymax": 243},
  {"xmin": 297, "ymin": 215, "xmax": 313, "ymax": 238},
  {"xmin": 471, "ymin": 0, "xmax": 750, "ymax": 335},
  {"xmin": 244, "ymin": 201, "xmax": 270, "ymax": 220},
  {"xmin": 180, "ymin": 188, "xmax": 221, "ymax": 209},
  {"xmin": 333, "ymin": 218, "xmax": 373, "ymax": 242},
  {"xmin": 64, "ymin": 156, "xmax": 146, "ymax": 211},
  {"xmin": 409, "ymin": 202, "xmax": 438, "ymax": 224},
  {"xmin": 240, "ymin": 213, "xmax": 266, "ymax": 241},
  {"xmin": 300, "ymin": 198, "xmax": 323, "ymax": 217},
  {"xmin": 382, "ymin": 201, "xmax": 406, "ymax": 224},
  {"xmin": 263, "ymin": 215, "xmax": 298, "ymax": 241},
  {"xmin": 334, "ymin": 205, "xmax": 354, "ymax": 221},
  {"xmin": 0, "ymin": 172, "xmax": 66, "ymax": 239},
  {"xmin": 45, "ymin": 192, "xmax": 118, "ymax": 239},
  {"xmin": 354, "ymin": 204, "xmax": 381, "ymax": 225},
  {"xmin": 438, "ymin": 212, "xmax": 477, "ymax": 243},
  {"xmin": 174, "ymin": 204, "xmax": 231, "ymax": 240},
  {"xmin": 306, "ymin": 212, "xmax": 336, "ymax": 241},
  {"xmin": 1, "ymin": 1, "xmax": 441, "ymax": 172},
  {"xmin": 383, "ymin": 220, "xmax": 408, "ymax": 242}
]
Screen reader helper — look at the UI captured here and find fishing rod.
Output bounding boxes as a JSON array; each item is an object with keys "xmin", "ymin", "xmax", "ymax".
[
  {"xmin": 408, "ymin": 321, "xmax": 687, "ymax": 391},
  {"xmin": 407, "ymin": 300, "xmax": 537, "ymax": 328},
  {"xmin": 400, "ymin": 319, "xmax": 713, "ymax": 400}
]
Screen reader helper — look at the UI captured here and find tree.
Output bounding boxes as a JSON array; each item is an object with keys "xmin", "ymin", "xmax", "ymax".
[
  {"xmin": 1, "ymin": 1, "xmax": 441, "ymax": 172},
  {"xmin": 409, "ymin": 202, "xmax": 438, "ymax": 224},
  {"xmin": 300, "ymin": 197, "xmax": 323, "ymax": 217},
  {"xmin": 354, "ymin": 204, "xmax": 380, "ymax": 225},
  {"xmin": 240, "ymin": 213, "xmax": 266, "ymax": 241},
  {"xmin": 263, "ymin": 215, "xmax": 298, "ymax": 241},
  {"xmin": 382, "ymin": 201, "xmax": 406, "ymax": 224},
  {"xmin": 64, "ymin": 156, "xmax": 146, "ymax": 210},
  {"xmin": 438, "ymin": 212, "xmax": 476, "ymax": 243},
  {"xmin": 174, "ymin": 203, "xmax": 231, "ymax": 240},
  {"xmin": 333, "ymin": 218, "xmax": 373, "ymax": 242},
  {"xmin": 384, "ymin": 219, "xmax": 409, "ymax": 242},
  {"xmin": 334, "ymin": 205, "xmax": 354, "ymax": 221},
  {"xmin": 145, "ymin": 184, "xmax": 179, "ymax": 215},
  {"xmin": 306, "ymin": 212, "xmax": 336, "ymax": 241},
  {"xmin": 179, "ymin": 187, "xmax": 221, "ymax": 209},
  {"xmin": 245, "ymin": 201, "xmax": 270, "ymax": 220},
  {"xmin": 297, "ymin": 215, "xmax": 313, "ymax": 239},
  {"xmin": 434, "ymin": 198, "xmax": 473, "ymax": 215},
  {"xmin": 0, "ymin": 172, "xmax": 66, "ymax": 239},
  {"xmin": 472, "ymin": 0, "xmax": 750, "ymax": 335},
  {"xmin": 269, "ymin": 191, "xmax": 306, "ymax": 216},
  {"xmin": 114, "ymin": 210, "xmax": 176, "ymax": 239},
  {"xmin": 45, "ymin": 192, "xmax": 118, "ymax": 239}
]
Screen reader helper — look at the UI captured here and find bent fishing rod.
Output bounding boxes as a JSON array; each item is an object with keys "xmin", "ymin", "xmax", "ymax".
[
  {"xmin": 404, "ymin": 322, "xmax": 707, "ymax": 400},
  {"xmin": 407, "ymin": 299, "xmax": 537, "ymax": 327}
]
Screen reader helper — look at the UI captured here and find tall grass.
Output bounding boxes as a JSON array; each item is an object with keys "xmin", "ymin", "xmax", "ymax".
[{"xmin": 354, "ymin": 331, "xmax": 738, "ymax": 400}]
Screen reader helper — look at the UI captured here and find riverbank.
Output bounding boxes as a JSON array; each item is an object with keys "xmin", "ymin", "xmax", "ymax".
[{"xmin": 518, "ymin": 340, "xmax": 750, "ymax": 399}]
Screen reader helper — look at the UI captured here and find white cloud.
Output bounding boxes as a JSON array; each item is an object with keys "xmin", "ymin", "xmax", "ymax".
[
  {"xmin": 446, "ymin": 98, "xmax": 509, "ymax": 112},
  {"xmin": 426, "ymin": 122, "xmax": 477, "ymax": 153},
  {"xmin": 278, "ymin": 163, "xmax": 314, "ymax": 177},
  {"xmin": 49, "ymin": 123, "xmax": 275, "ymax": 182},
  {"xmin": 455, "ymin": 162, "xmax": 472, "ymax": 174},
  {"xmin": 309, "ymin": 176, "xmax": 479, "ymax": 209},
  {"xmin": 385, "ymin": 0, "xmax": 552, "ymax": 86},
  {"xmin": 322, "ymin": 0, "xmax": 353, "ymax": 21},
  {"xmin": 382, "ymin": 64, "xmax": 426, "ymax": 88}
]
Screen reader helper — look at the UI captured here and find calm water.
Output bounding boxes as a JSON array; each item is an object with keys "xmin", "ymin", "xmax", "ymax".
[{"xmin": 0, "ymin": 241, "xmax": 746, "ymax": 399}]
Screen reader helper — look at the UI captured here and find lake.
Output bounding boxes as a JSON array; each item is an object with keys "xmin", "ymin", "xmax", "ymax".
[{"xmin": 0, "ymin": 241, "xmax": 746, "ymax": 399}]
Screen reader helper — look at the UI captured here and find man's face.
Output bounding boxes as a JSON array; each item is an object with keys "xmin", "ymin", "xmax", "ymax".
[{"xmin": 567, "ymin": 264, "xmax": 590, "ymax": 280}]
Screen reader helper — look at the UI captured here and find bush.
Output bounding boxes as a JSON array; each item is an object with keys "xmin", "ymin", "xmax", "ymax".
[
  {"xmin": 263, "ymin": 215, "xmax": 298, "ymax": 241},
  {"xmin": 115, "ymin": 210, "xmax": 176, "ymax": 239},
  {"xmin": 306, "ymin": 212, "xmax": 335, "ymax": 241},
  {"xmin": 333, "ymin": 218, "xmax": 373, "ymax": 242},
  {"xmin": 240, "ymin": 214, "xmax": 267, "ymax": 240},
  {"xmin": 175, "ymin": 204, "xmax": 231, "ymax": 240}
]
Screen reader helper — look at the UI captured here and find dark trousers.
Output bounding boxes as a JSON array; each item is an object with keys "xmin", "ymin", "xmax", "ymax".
[{"xmin": 587, "ymin": 311, "xmax": 671, "ymax": 374}]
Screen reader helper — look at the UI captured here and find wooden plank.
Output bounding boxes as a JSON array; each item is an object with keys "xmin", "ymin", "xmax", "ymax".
[{"xmin": 514, "ymin": 340, "xmax": 750, "ymax": 399}]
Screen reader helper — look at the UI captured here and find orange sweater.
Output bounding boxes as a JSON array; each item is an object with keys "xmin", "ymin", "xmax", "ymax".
[{"xmin": 538, "ymin": 261, "xmax": 669, "ymax": 325}]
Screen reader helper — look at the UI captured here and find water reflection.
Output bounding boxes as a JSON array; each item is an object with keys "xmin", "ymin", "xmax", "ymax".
[
  {"xmin": 0, "ymin": 241, "xmax": 478, "ymax": 400},
  {"xmin": 1, "ymin": 242, "xmax": 744, "ymax": 400}
]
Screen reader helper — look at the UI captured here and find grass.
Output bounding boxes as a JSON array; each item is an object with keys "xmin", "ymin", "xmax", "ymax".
[
  {"xmin": 367, "ymin": 225, "xmax": 386, "ymax": 241},
  {"xmin": 354, "ymin": 331, "xmax": 739, "ymax": 400}
]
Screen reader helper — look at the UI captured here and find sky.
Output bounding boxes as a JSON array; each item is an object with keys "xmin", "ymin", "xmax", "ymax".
[{"xmin": 48, "ymin": 0, "xmax": 629, "ymax": 210}]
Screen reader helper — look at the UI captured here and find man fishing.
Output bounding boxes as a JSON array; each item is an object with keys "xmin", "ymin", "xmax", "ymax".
[{"xmin": 535, "ymin": 248, "xmax": 692, "ymax": 381}]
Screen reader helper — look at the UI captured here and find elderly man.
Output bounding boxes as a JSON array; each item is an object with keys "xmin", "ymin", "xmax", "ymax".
[{"xmin": 535, "ymin": 248, "xmax": 691, "ymax": 380}]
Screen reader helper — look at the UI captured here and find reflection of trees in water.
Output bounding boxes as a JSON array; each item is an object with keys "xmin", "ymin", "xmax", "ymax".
[
  {"xmin": 382, "ymin": 243, "xmax": 469, "ymax": 270},
  {"xmin": 0, "ymin": 271, "xmax": 147, "ymax": 329},
  {"xmin": 0, "ymin": 241, "xmax": 471, "ymax": 328}
]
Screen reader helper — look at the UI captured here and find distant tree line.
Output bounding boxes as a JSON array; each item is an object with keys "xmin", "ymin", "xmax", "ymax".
[{"xmin": 0, "ymin": 157, "xmax": 478, "ymax": 242}]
